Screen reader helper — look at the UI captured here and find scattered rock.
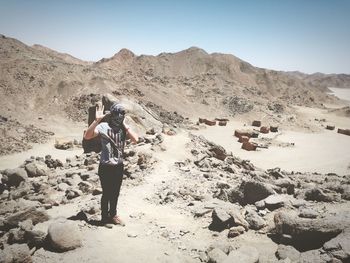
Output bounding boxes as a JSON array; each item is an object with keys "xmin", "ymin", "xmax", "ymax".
[
  {"xmin": 5, "ymin": 207, "xmax": 49, "ymax": 228},
  {"xmin": 3, "ymin": 168, "xmax": 28, "ymax": 187},
  {"xmin": 245, "ymin": 208, "xmax": 266, "ymax": 230},
  {"xmin": 227, "ymin": 226, "xmax": 245, "ymax": 238},
  {"xmin": 209, "ymin": 207, "xmax": 234, "ymax": 231},
  {"xmin": 25, "ymin": 162, "xmax": 50, "ymax": 177},
  {"xmin": 243, "ymin": 181, "xmax": 275, "ymax": 204}
]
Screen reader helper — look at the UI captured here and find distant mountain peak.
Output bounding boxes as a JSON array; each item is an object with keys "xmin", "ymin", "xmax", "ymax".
[
  {"xmin": 184, "ymin": 46, "xmax": 207, "ymax": 54},
  {"xmin": 114, "ymin": 48, "xmax": 135, "ymax": 58}
]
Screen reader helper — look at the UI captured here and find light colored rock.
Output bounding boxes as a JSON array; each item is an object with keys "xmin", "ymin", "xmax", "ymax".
[
  {"xmin": 207, "ymin": 248, "xmax": 227, "ymax": 263},
  {"xmin": 25, "ymin": 162, "xmax": 50, "ymax": 177},
  {"xmin": 264, "ymin": 194, "xmax": 291, "ymax": 210},
  {"xmin": 47, "ymin": 220, "xmax": 82, "ymax": 252},
  {"xmin": 223, "ymin": 246, "xmax": 259, "ymax": 263},
  {"xmin": 0, "ymin": 243, "xmax": 32, "ymax": 263},
  {"xmin": 276, "ymin": 244, "xmax": 300, "ymax": 261}
]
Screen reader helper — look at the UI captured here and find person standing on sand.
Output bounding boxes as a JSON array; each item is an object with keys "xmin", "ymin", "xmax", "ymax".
[{"xmin": 84, "ymin": 102, "xmax": 138, "ymax": 227}]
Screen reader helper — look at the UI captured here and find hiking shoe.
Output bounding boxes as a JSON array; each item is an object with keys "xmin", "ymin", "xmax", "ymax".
[
  {"xmin": 100, "ymin": 218, "xmax": 113, "ymax": 229},
  {"xmin": 111, "ymin": 215, "xmax": 126, "ymax": 226},
  {"xmin": 104, "ymin": 223, "xmax": 114, "ymax": 229}
]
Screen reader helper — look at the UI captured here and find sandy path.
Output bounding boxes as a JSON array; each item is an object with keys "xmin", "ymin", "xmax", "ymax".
[
  {"xmin": 192, "ymin": 108, "xmax": 350, "ymax": 175},
  {"xmin": 33, "ymin": 130, "xmax": 278, "ymax": 262},
  {"xmin": 34, "ymin": 132, "xmax": 210, "ymax": 262}
]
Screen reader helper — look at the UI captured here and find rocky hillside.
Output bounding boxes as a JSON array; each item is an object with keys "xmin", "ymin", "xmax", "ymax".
[{"xmin": 0, "ymin": 34, "xmax": 347, "ymax": 127}]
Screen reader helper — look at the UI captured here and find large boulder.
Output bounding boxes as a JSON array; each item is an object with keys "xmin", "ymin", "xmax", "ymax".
[
  {"xmin": 3, "ymin": 168, "xmax": 28, "ymax": 187},
  {"xmin": 323, "ymin": 228, "xmax": 350, "ymax": 262},
  {"xmin": 47, "ymin": 220, "xmax": 82, "ymax": 252},
  {"xmin": 25, "ymin": 162, "xmax": 50, "ymax": 177},
  {"xmin": 263, "ymin": 194, "xmax": 291, "ymax": 210},
  {"xmin": 304, "ymin": 187, "xmax": 340, "ymax": 202},
  {"xmin": 274, "ymin": 211, "xmax": 350, "ymax": 251},
  {"xmin": 209, "ymin": 207, "xmax": 234, "ymax": 231},
  {"xmin": 0, "ymin": 243, "xmax": 32, "ymax": 263},
  {"xmin": 243, "ymin": 181, "xmax": 275, "ymax": 204},
  {"xmin": 209, "ymin": 204, "xmax": 248, "ymax": 231}
]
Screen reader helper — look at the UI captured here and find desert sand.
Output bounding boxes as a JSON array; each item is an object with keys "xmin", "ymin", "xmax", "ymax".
[{"xmin": 1, "ymin": 35, "xmax": 350, "ymax": 263}]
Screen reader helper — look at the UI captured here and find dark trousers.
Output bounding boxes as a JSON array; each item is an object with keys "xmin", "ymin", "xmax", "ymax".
[{"xmin": 98, "ymin": 163, "xmax": 124, "ymax": 220}]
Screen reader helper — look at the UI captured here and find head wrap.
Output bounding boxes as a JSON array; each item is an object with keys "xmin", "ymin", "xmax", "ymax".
[{"xmin": 109, "ymin": 103, "xmax": 125, "ymax": 130}]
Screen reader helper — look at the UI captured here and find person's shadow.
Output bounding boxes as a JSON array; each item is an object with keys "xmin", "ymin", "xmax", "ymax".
[{"xmin": 68, "ymin": 211, "xmax": 103, "ymax": 227}]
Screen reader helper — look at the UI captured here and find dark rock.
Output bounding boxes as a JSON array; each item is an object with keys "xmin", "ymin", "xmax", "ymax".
[
  {"xmin": 243, "ymin": 181, "xmax": 275, "ymax": 204},
  {"xmin": 65, "ymin": 189, "xmax": 82, "ymax": 199},
  {"xmin": 5, "ymin": 207, "xmax": 49, "ymax": 228},
  {"xmin": 8, "ymin": 228, "xmax": 26, "ymax": 244},
  {"xmin": 92, "ymin": 188, "xmax": 103, "ymax": 195},
  {"xmin": 274, "ymin": 211, "xmax": 350, "ymax": 251},
  {"xmin": 341, "ymin": 185, "xmax": 350, "ymax": 200},
  {"xmin": 47, "ymin": 220, "xmax": 82, "ymax": 252},
  {"xmin": 304, "ymin": 187, "xmax": 340, "ymax": 202},
  {"xmin": 0, "ymin": 243, "xmax": 32, "ymax": 263},
  {"xmin": 226, "ymin": 188, "xmax": 244, "ymax": 204},
  {"xmin": 209, "ymin": 207, "xmax": 234, "ymax": 231},
  {"xmin": 78, "ymin": 181, "xmax": 92, "ymax": 194},
  {"xmin": 267, "ymin": 167, "xmax": 284, "ymax": 179},
  {"xmin": 26, "ymin": 230, "xmax": 47, "ymax": 247},
  {"xmin": 210, "ymin": 145, "xmax": 227, "ymax": 161},
  {"xmin": 227, "ymin": 226, "xmax": 245, "ymax": 238},
  {"xmin": 3, "ymin": 168, "xmax": 28, "ymax": 187}
]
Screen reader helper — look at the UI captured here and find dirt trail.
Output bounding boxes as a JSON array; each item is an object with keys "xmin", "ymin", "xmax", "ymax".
[{"xmin": 33, "ymin": 132, "xmax": 213, "ymax": 262}]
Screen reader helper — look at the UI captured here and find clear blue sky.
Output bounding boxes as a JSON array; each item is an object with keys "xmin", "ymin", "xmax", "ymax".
[{"xmin": 0, "ymin": 0, "xmax": 349, "ymax": 74}]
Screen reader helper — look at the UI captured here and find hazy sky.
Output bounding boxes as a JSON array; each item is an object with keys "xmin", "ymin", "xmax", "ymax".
[{"xmin": 0, "ymin": 0, "xmax": 349, "ymax": 74}]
